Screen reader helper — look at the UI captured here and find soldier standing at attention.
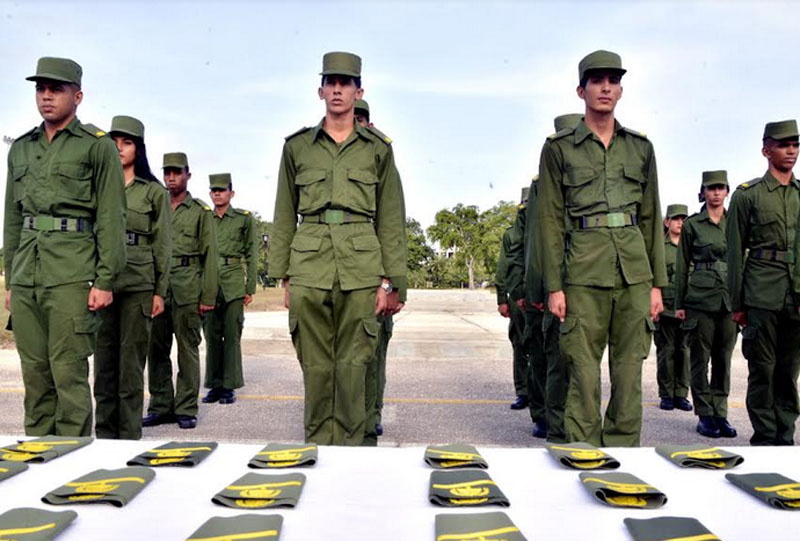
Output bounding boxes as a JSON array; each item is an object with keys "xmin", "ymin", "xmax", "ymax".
[
  {"xmin": 268, "ymin": 52, "xmax": 407, "ymax": 446},
  {"xmin": 537, "ymin": 50, "xmax": 666, "ymax": 447},
  {"xmin": 94, "ymin": 116, "xmax": 171, "ymax": 440},
  {"xmin": 202, "ymin": 173, "xmax": 258, "ymax": 406},
  {"xmin": 655, "ymin": 204, "xmax": 692, "ymax": 413},
  {"xmin": 144, "ymin": 152, "xmax": 218, "ymax": 430},
  {"xmin": 728, "ymin": 120, "xmax": 800, "ymax": 446},
  {"xmin": 505, "ymin": 188, "xmax": 531, "ymax": 412},
  {"xmin": 354, "ymin": 99, "xmax": 406, "ymax": 443},
  {"xmin": 3, "ymin": 57, "xmax": 126, "ymax": 436}
]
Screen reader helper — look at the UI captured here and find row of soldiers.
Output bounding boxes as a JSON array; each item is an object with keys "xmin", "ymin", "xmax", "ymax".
[
  {"xmin": 496, "ymin": 50, "xmax": 800, "ymax": 447},
  {"xmin": 4, "ymin": 57, "xmax": 259, "ymax": 439}
]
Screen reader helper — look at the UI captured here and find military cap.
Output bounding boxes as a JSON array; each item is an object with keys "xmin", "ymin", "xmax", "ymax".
[
  {"xmin": 763, "ymin": 119, "xmax": 799, "ymax": 141},
  {"xmin": 209, "ymin": 173, "xmax": 232, "ymax": 189},
  {"xmin": 109, "ymin": 115, "xmax": 145, "ymax": 139},
  {"xmin": 579, "ymin": 50, "xmax": 626, "ymax": 83},
  {"xmin": 521, "ymin": 186, "xmax": 530, "ymax": 203},
  {"xmin": 554, "ymin": 114, "xmax": 583, "ymax": 132},
  {"xmin": 354, "ymin": 99, "xmax": 370, "ymax": 117},
  {"xmin": 320, "ymin": 52, "xmax": 362, "ymax": 78},
  {"xmin": 665, "ymin": 204, "xmax": 689, "ymax": 219},
  {"xmin": 26, "ymin": 57, "xmax": 83, "ymax": 87},
  {"xmin": 702, "ymin": 170, "xmax": 728, "ymax": 187},
  {"xmin": 163, "ymin": 152, "xmax": 188, "ymax": 169}
]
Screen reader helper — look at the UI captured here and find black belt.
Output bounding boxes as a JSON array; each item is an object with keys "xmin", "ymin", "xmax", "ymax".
[
  {"xmin": 750, "ymin": 248, "xmax": 795, "ymax": 264},
  {"xmin": 573, "ymin": 212, "xmax": 638, "ymax": 229},
  {"xmin": 22, "ymin": 215, "xmax": 92, "ymax": 232},
  {"xmin": 173, "ymin": 255, "xmax": 199, "ymax": 267},
  {"xmin": 220, "ymin": 256, "xmax": 242, "ymax": 265},
  {"xmin": 300, "ymin": 209, "xmax": 373, "ymax": 225},
  {"xmin": 693, "ymin": 261, "xmax": 727, "ymax": 271},
  {"xmin": 126, "ymin": 232, "xmax": 151, "ymax": 246}
]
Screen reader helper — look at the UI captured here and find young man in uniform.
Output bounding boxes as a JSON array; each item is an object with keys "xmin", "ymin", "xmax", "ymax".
[
  {"xmin": 144, "ymin": 152, "xmax": 218, "ymax": 430},
  {"xmin": 202, "ymin": 173, "xmax": 258, "ymax": 405},
  {"xmin": 4, "ymin": 57, "xmax": 126, "ymax": 436},
  {"xmin": 268, "ymin": 52, "xmax": 407, "ymax": 446},
  {"xmin": 727, "ymin": 120, "xmax": 800, "ymax": 446},
  {"xmin": 537, "ymin": 51, "xmax": 666, "ymax": 447}
]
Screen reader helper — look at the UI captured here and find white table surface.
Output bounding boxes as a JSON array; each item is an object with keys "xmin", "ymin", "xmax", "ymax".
[{"xmin": 1, "ymin": 439, "xmax": 798, "ymax": 540}]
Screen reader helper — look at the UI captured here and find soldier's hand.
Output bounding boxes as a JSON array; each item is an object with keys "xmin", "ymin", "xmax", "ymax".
[
  {"xmin": 732, "ymin": 311, "xmax": 747, "ymax": 327},
  {"xmin": 375, "ymin": 285, "xmax": 388, "ymax": 315},
  {"xmin": 515, "ymin": 298, "xmax": 527, "ymax": 312},
  {"xmin": 151, "ymin": 295, "xmax": 165, "ymax": 318},
  {"xmin": 549, "ymin": 290, "xmax": 566, "ymax": 322},
  {"xmin": 650, "ymin": 287, "xmax": 663, "ymax": 322},
  {"xmin": 675, "ymin": 309, "xmax": 686, "ymax": 321},
  {"xmin": 88, "ymin": 287, "xmax": 113, "ymax": 312},
  {"xmin": 393, "ymin": 302, "xmax": 405, "ymax": 315},
  {"xmin": 282, "ymin": 278, "xmax": 290, "ymax": 309},
  {"xmin": 384, "ymin": 291, "xmax": 400, "ymax": 315},
  {"xmin": 498, "ymin": 303, "xmax": 510, "ymax": 318},
  {"xmin": 243, "ymin": 294, "xmax": 253, "ymax": 307},
  {"xmin": 4, "ymin": 290, "xmax": 10, "ymax": 311},
  {"xmin": 199, "ymin": 303, "xmax": 215, "ymax": 314}
]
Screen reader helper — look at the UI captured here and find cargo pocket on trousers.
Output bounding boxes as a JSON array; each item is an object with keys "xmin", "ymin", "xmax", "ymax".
[
  {"xmin": 288, "ymin": 315, "xmax": 301, "ymax": 363},
  {"xmin": 188, "ymin": 311, "xmax": 202, "ymax": 347},
  {"xmin": 680, "ymin": 318, "xmax": 698, "ymax": 348},
  {"xmin": 72, "ymin": 313, "xmax": 98, "ymax": 358},
  {"xmin": 359, "ymin": 317, "xmax": 380, "ymax": 364},
  {"xmin": 741, "ymin": 323, "xmax": 758, "ymax": 360},
  {"xmin": 558, "ymin": 316, "xmax": 579, "ymax": 363},
  {"xmin": 642, "ymin": 318, "xmax": 655, "ymax": 359}
]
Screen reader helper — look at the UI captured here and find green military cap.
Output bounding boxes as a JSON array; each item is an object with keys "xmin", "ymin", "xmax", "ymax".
[
  {"xmin": 26, "ymin": 56, "xmax": 83, "ymax": 87},
  {"xmin": 521, "ymin": 186, "xmax": 530, "ymax": 203},
  {"xmin": 109, "ymin": 115, "xmax": 145, "ymax": 139},
  {"xmin": 554, "ymin": 114, "xmax": 583, "ymax": 132},
  {"xmin": 163, "ymin": 152, "xmax": 188, "ymax": 169},
  {"xmin": 665, "ymin": 204, "xmax": 689, "ymax": 218},
  {"xmin": 209, "ymin": 173, "xmax": 232, "ymax": 189},
  {"xmin": 354, "ymin": 99, "xmax": 370, "ymax": 116},
  {"xmin": 320, "ymin": 51, "xmax": 362, "ymax": 77},
  {"xmin": 579, "ymin": 50, "xmax": 626, "ymax": 82},
  {"xmin": 702, "ymin": 170, "xmax": 729, "ymax": 187},
  {"xmin": 763, "ymin": 119, "xmax": 799, "ymax": 141}
]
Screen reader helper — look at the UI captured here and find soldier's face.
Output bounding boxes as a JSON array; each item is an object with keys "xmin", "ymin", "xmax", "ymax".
[
  {"xmin": 355, "ymin": 113, "xmax": 369, "ymax": 127},
  {"xmin": 210, "ymin": 187, "xmax": 233, "ymax": 208},
  {"xmin": 35, "ymin": 80, "xmax": 82, "ymax": 124},
  {"xmin": 112, "ymin": 136, "xmax": 136, "ymax": 168},
  {"xmin": 164, "ymin": 167, "xmax": 190, "ymax": 195},
  {"xmin": 666, "ymin": 216, "xmax": 684, "ymax": 236},
  {"xmin": 763, "ymin": 139, "xmax": 799, "ymax": 173},
  {"xmin": 318, "ymin": 75, "xmax": 363, "ymax": 115},
  {"xmin": 577, "ymin": 72, "xmax": 622, "ymax": 114},
  {"xmin": 704, "ymin": 185, "xmax": 728, "ymax": 208}
]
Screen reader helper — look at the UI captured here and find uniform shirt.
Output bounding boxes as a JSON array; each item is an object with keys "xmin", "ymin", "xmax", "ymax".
[
  {"xmin": 212, "ymin": 205, "xmax": 258, "ymax": 302},
  {"xmin": 523, "ymin": 179, "xmax": 547, "ymax": 306},
  {"xmin": 674, "ymin": 207, "xmax": 731, "ymax": 313},
  {"xmin": 661, "ymin": 236, "xmax": 679, "ymax": 315},
  {"xmin": 505, "ymin": 205, "xmax": 526, "ymax": 302},
  {"xmin": 495, "ymin": 227, "xmax": 511, "ymax": 305},
  {"xmin": 727, "ymin": 172, "xmax": 799, "ymax": 311},
  {"xmin": 4, "ymin": 117, "xmax": 126, "ymax": 290},
  {"xmin": 115, "ymin": 176, "xmax": 171, "ymax": 295},
  {"xmin": 168, "ymin": 191, "xmax": 219, "ymax": 306},
  {"xmin": 268, "ymin": 119, "xmax": 407, "ymax": 295},
  {"xmin": 537, "ymin": 120, "xmax": 667, "ymax": 291}
]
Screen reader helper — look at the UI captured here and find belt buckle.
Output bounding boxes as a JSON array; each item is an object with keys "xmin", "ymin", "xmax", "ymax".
[
  {"xmin": 60, "ymin": 218, "xmax": 68, "ymax": 232},
  {"xmin": 606, "ymin": 213, "xmax": 625, "ymax": 228},
  {"xmin": 180, "ymin": 256, "xmax": 190, "ymax": 266},
  {"xmin": 127, "ymin": 232, "xmax": 137, "ymax": 245},
  {"xmin": 26, "ymin": 216, "xmax": 35, "ymax": 229},
  {"xmin": 324, "ymin": 209, "xmax": 345, "ymax": 225}
]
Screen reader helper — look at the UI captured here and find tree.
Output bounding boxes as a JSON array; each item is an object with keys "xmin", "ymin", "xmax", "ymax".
[{"xmin": 406, "ymin": 217, "xmax": 434, "ymax": 288}]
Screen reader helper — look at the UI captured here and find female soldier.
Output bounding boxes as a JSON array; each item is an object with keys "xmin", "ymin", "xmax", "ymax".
[
  {"xmin": 674, "ymin": 171, "xmax": 738, "ymax": 439},
  {"xmin": 94, "ymin": 115, "xmax": 170, "ymax": 439}
]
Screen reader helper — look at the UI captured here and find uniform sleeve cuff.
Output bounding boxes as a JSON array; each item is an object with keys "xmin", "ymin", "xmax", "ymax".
[
  {"xmin": 389, "ymin": 275, "xmax": 407, "ymax": 302},
  {"xmin": 93, "ymin": 278, "xmax": 113, "ymax": 291}
]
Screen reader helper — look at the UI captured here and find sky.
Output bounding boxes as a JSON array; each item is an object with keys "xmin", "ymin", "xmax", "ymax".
[{"xmin": 1, "ymin": 0, "xmax": 799, "ymax": 232}]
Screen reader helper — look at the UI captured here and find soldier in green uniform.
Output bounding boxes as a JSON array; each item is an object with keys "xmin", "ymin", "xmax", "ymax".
[
  {"xmin": 354, "ymin": 99, "xmax": 406, "ymax": 442},
  {"xmin": 144, "ymin": 152, "xmax": 219, "ymax": 430},
  {"xmin": 94, "ymin": 116, "xmax": 171, "ymax": 440},
  {"xmin": 675, "ymin": 172, "xmax": 737, "ymax": 438},
  {"xmin": 3, "ymin": 57, "xmax": 126, "ymax": 436},
  {"xmin": 268, "ymin": 52, "xmax": 407, "ymax": 446},
  {"xmin": 537, "ymin": 51, "xmax": 666, "ymax": 447},
  {"xmin": 728, "ymin": 120, "xmax": 800, "ymax": 446},
  {"xmin": 654, "ymin": 204, "xmax": 691, "ymax": 413},
  {"xmin": 505, "ymin": 188, "xmax": 531, "ymax": 412},
  {"xmin": 202, "ymin": 173, "xmax": 258, "ymax": 405}
]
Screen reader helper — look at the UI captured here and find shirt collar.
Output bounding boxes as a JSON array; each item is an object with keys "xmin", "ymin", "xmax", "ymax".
[
  {"xmin": 573, "ymin": 118, "xmax": 624, "ymax": 144},
  {"xmin": 311, "ymin": 117, "xmax": 367, "ymax": 143},
  {"xmin": 31, "ymin": 116, "xmax": 82, "ymax": 139},
  {"xmin": 763, "ymin": 170, "xmax": 799, "ymax": 191},
  {"xmin": 176, "ymin": 191, "xmax": 194, "ymax": 209},
  {"xmin": 214, "ymin": 205, "xmax": 235, "ymax": 219}
]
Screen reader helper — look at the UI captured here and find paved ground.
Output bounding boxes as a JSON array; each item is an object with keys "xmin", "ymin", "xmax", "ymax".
[{"xmin": 0, "ymin": 289, "xmax": 793, "ymax": 446}]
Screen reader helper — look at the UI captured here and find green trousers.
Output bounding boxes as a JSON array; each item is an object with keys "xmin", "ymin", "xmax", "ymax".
[
  {"xmin": 524, "ymin": 309, "xmax": 546, "ymax": 422},
  {"xmin": 654, "ymin": 315, "xmax": 690, "ymax": 399},
  {"xmin": 508, "ymin": 302, "xmax": 528, "ymax": 396},
  {"xmin": 203, "ymin": 292, "xmax": 245, "ymax": 390},
  {"xmin": 11, "ymin": 283, "xmax": 95, "ymax": 436},
  {"xmin": 560, "ymin": 276, "xmax": 652, "ymax": 447},
  {"xmin": 364, "ymin": 313, "xmax": 392, "ymax": 445},
  {"xmin": 147, "ymin": 296, "xmax": 203, "ymax": 417},
  {"xmin": 288, "ymin": 280, "xmax": 378, "ymax": 446},
  {"xmin": 543, "ymin": 312, "xmax": 569, "ymax": 443},
  {"xmin": 742, "ymin": 300, "xmax": 800, "ymax": 445},
  {"xmin": 94, "ymin": 290, "xmax": 153, "ymax": 440},
  {"xmin": 684, "ymin": 308, "xmax": 736, "ymax": 418}
]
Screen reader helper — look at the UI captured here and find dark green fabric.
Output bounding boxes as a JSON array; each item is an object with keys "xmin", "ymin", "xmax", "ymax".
[
  {"xmin": 249, "ymin": 443, "xmax": 318, "ymax": 469},
  {"xmin": 424, "ymin": 444, "xmax": 488, "ymax": 469},
  {"xmin": 578, "ymin": 50, "xmax": 625, "ymax": 81},
  {"xmin": 545, "ymin": 442, "xmax": 620, "ymax": 470},
  {"xmin": 127, "ymin": 441, "xmax": 218, "ymax": 467},
  {"xmin": 27, "ymin": 57, "xmax": 82, "ymax": 86},
  {"xmin": 661, "ymin": 237, "xmax": 678, "ymax": 315},
  {"xmin": 365, "ymin": 312, "xmax": 392, "ymax": 445},
  {"xmin": 579, "ymin": 472, "xmax": 666, "ymax": 508},
  {"xmin": 320, "ymin": 51, "xmax": 361, "ymax": 77},
  {"xmin": 504, "ymin": 207, "xmax": 526, "ymax": 302},
  {"xmin": 0, "ymin": 460, "xmax": 28, "ymax": 481},
  {"xmin": 495, "ymin": 228, "xmax": 511, "ymax": 304},
  {"xmin": 683, "ymin": 308, "xmax": 736, "ymax": 418},
  {"xmin": 524, "ymin": 309, "xmax": 546, "ymax": 422},
  {"xmin": 624, "ymin": 516, "xmax": 719, "ymax": 541},
  {"xmin": 0, "ymin": 507, "xmax": 77, "ymax": 540},
  {"xmin": 654, "ymin": 315, "xmax": 689, "ymax": 400},
  {"xmin": 211, "ymin": 206, "xmax": 258, "ymax": 300},
  {"xmin": 763, "ymin": 119, "xmax": 799, "ymax": 140},
  {"xmin": 543, "ymin": 312, "xmax": 569, "ymax": 443},
  {"xmin": 429, "ymin": 470, "xmax": 509, "ymax": 507},
  {"xmin": 163, "ymin": 152, "xmax": 187, "ymax": 169},
  {"xmin": 43, "ymin": 467, "xmax": 154, "ymax": 507},
  {"xmin": 510, "ymin": 297, "xmax": 528, "ymax": 397},
  {"xmin": 655, "ymin": 444, "xmax": 743, "ymax": 469},
  {"xmin": 185, "ymin": 514, "xmax": 283, "ymax": 541},
  {"xmin": 203, "ymin": 294, "xmax": 245, "ymax": 390},
  {"xmin": 701, "ymin": 170, "xmax": 728, "ymax": 188},
  {"xmin": 0, "ymin": 436, "xmax": 92, "ymax": 463},
  {"xmin": 434, "ymin": 512, "xmax": 526, "ymax": 541},
  {"xmin": 109, "ymin": 115, "xmax": 144, "ymax": 139},
  {"xmin": 213, "ymin": 472, "xmax": 305, "ymax": 509},
  {"xmin": 726, "ymin": 472, "xmax": 800, "ymax": 510}
]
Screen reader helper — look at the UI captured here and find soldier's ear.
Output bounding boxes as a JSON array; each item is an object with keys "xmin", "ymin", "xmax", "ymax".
[
  {"xmin": 318, "ymin": 87, "xmax": 324, "ymax": 100},
  {"xmin": 73, "ymin": 88, "xmax": 83, "ymax": 107},
  {"xmin": 576, "ymin": 85, "xmax": 585, "ymax": 100},
  {"xmin": 355, "ymin": 87, "xmax": 364, "ymax": 100}
]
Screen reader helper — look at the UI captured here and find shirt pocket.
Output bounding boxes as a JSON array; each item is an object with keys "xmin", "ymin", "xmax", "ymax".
[
  {"xmin": 350, "ymin": 233, "xmax": 383, "ymax": 277},
  {"xmin": 127, "ymin": 201, "xmax": 153, "ymax": 234},
  {"xmin": 751, "ymin": 207, "xmax": 781, "ymax": 246},
  {"xmin": 288, "ymin": 234, "xmax": 323, "ymax": 277},
  {"xmin": 620, "ymin": 163, "xmax": 646, "ymax": 206},
  {"xmin": 56, "ymin": 162, "xmax": 93, "ymax": 201},
  {"xmin": 345, "ymin": 169, "xmax": 379, "ymax": 215},
  {"xmin": 563, "ymin": 167, "xmax": 599, "ymax": 209},
  {"xmin": 295, "ymin": 168, "xmax": 328, "ymax": 214},
  {"xmin": 11, "ymin": 165, "xmax": 27, "ymax": 202},
  {"xmin": 690, "ymin": 240, "xmax": 714, "ymax": 262}
]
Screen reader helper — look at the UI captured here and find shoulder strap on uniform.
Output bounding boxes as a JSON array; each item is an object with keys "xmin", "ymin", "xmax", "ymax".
[
  {"xmin": 622, "ymin": 127, "xmax": 648, "ymax": 140},
  {"xmin": 737, "ymin": 177, "xmax": 762, "ymax": 190},
  {"xmin": 366, "ymin": 125, "xmax": 392, "ymax": 145},
  {"xmin": 285, "ymin": 126, "xmax": 311, "ymax": 141},
  {"xmin": 234, "ymin": 207, "xmax": 251, "ymax": 216},
  {"xmin": 547, "ymin": 127, "xmax": 574, "ymax": 141},
  {"xmin": 80, "ymin": 123, "xmax": 107, "ymax": 138},
  {"xmin": 194, "ymin": 198, "xmax": 212, "ymax": 211},
  {"xmin": 16, "ymin": 126, "xmax": 38, "ymax": 140}
]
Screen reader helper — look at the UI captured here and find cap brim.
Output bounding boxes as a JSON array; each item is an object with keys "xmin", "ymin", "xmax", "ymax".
[
  {"xmin": 764, "ymin": 133, "xmax": 800, "ymax": 141},
  {"xmin": 109, "ymin": 129, "xmax": 142, "ymax": 139},
  {"xmin": 26, "ymin": 73, "xmax": 79, "ymax": 86},
  {"xmin": 319, "ymin": 70, "xmax": 360, "ymax": 78},
  {"xmin": 584, "ymin": 67, "xmax": 627, "ymax": 77}
]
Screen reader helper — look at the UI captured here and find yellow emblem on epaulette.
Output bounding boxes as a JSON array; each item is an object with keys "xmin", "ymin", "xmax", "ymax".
[
  {"xmin": 740, "ymin": 183, "xmax": 750, "ymax": 188},
  {"xmin": 96, "ymin": 131, "xmax": 105, "ymax": 136},
  {"xmin": 204, "ymin": 205, "xmax": 211, "ymax": 211},
  {"xmin": 384, "ymin": 136, "xmax": 392, "ymax": 143},
  {"xmin": 244, "ymin": 210, "xmax": 250, "ymax": 215}
]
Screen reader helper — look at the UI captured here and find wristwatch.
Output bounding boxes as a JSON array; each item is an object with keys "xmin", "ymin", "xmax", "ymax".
[{"xmin": 380, "ymin": 280, "xmax": 393, "ymax": 294}]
